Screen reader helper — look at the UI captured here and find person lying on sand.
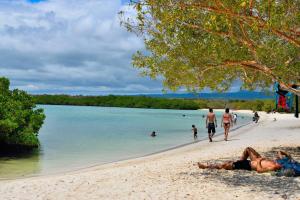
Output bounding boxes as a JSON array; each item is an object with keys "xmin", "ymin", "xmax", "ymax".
[{"xmin": 197, "ymin": 147, "xmax": 300, "ymax": 175}]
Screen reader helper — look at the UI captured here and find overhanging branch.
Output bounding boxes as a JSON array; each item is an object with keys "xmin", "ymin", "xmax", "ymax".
[
  {"xmin": 205, "ymin": 60, "xmax": 300, "ymax": 96},
  {"xmin": 179, "ymin": 2, "xmax": 300, "ymax": 47}
]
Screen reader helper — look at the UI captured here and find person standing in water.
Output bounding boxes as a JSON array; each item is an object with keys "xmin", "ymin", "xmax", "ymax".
[
  {"xmin": 150, "ymin": 131, "xmax": 156, "ymax": 137},
  {"xmin": 221, "ymin": 108, "xmax": 233, "ymax": 141},
  {"xmin": 206, "ymin": 108, "xmax": 217, "ymax": 142},
  {"xmin": 192, "ymin": 125, "xmax": 198, "ymax": 140},
  {"xmin": 232, "ymin": 113, "xmax": 237, "ymax": 125}
]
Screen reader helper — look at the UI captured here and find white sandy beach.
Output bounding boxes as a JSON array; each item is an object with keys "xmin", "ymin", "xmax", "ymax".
[{"xmin": 0, "ymin": 111, "xmax": 300, "ymax": 200}]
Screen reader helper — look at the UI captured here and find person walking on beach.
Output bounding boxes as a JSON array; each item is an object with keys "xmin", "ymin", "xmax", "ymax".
[
  {"xmin": 221, "ymin": 108, "xmax": 233, "ymax": 141},
  {"xmin": 206, "ymin": 108, "xmax": 217, "ymax": 142},
  {"xmin": 192, "ymin": 125, "xmax": 197, "ymax": 140}
]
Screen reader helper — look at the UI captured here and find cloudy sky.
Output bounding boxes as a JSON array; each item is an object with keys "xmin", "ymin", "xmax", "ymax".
[{"xmin": 0, "ymin": 0, "xmax": 166, "ymax": 95}]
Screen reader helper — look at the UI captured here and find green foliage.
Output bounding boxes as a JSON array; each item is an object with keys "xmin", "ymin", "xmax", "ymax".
[
  {"xmin": 0, "ymin": 77, "xmax": 9, "ymax": 94},
  {"xmin": 34, "ymin": 95, "xmax": 200, "ymax": 110},
  {"xmin": 34, "ymin": 94, "xmax": 279, "ymax": 112},
  {"xmin": 194, "ymin": 99, "xmax": 275, "ymax": 112},
  {"xmin": 0, "ymin": 77, "xmax": 45, "ymax": 149},
  {"xmin": 121, "ymin": 0, "xmax": 300, "ymax": 95}
]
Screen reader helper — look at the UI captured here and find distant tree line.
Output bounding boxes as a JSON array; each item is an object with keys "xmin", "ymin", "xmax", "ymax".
[
  {"xmin": 195, "ymin": 99, "xmax": 276, "ymax": 112},
  {"xmin": 33, "ymin": 95, "xmax": 200, "ymax": 110},
  {"xmin": 33, "ymin": 94, "xmax": 288, "ymax": 113}
]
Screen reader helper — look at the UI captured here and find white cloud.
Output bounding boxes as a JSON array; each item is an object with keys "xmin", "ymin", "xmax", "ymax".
[{"xmin": 0, "ymin": 0, "xmax": 162, "ymax": 94}]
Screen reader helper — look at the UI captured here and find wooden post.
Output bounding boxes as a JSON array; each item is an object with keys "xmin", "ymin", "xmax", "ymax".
[
  {"xmin": 295, "ymin": 95, "xmax": 299, "ymax": 118},
  {"xmin": 292, "ymin": 84, "xmax": 299, "ymax": 118}
]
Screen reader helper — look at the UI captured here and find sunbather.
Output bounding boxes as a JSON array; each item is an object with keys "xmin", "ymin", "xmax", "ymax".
[{"xmin": 197, "ymin": 147, "xmax": 289, "ymax": 173}]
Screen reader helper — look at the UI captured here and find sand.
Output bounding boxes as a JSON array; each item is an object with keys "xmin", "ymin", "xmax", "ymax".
[{"xmin": 0, "ymin": 111, "xmax": 300, "ymax": 200}]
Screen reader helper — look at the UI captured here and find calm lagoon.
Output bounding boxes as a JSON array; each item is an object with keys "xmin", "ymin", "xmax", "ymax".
[{"xmin": 0, "ymin": 105, "xmax": 251, "ymax": 179}]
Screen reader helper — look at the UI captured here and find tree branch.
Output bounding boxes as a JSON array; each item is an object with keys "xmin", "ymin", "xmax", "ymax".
[
  {"xmin": 183, "ymin": 23, "xmax": 255, "ymax": 54},
  {"xmin": 237, "ymin": 20, "xmax": 258, "ymax": 59},
  {"xmin": 249, "ymin": 0, "xmax": 254, "ymax": 16},
  {"xmin": 180, "ymin": 2, "xmax": 300, "ymax": 47},
  {"xmin": 199, "ymin": 59, "xmax": 300, "ymax": 95},
  {"xmin": 212, "ymin": 60, "xmax": 300, "ymax": 96}
]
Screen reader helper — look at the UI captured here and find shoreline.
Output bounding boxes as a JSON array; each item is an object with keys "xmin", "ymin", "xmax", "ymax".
[
  {"xmin": 1, "ymin": 110, "xmax": 299, "ymax": 199},
  {"xmin": 0, "ymin": 110, "xmax": 253, "ymax": 181}
]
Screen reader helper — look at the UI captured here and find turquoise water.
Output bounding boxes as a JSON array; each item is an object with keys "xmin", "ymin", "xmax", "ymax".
[{"xmin": 0, "ymin": 105, "xmax": 251, "ymax": 179}]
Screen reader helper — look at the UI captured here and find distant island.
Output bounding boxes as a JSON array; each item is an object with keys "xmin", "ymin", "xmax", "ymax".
[{"xmin": 33, "ymin": 93, "xmax": 277, "ymax": 112}]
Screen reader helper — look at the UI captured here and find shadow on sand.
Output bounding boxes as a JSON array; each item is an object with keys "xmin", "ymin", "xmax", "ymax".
[
  {"xmin": 182, "ymin": 147, "xmax": 300, "ymax": 199},
  {"xmin": 211, "ymin": 139, "xmax": 240, "ymax": 143}
]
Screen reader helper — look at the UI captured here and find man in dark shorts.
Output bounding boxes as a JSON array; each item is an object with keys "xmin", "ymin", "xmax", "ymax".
[
  {"xmin": 206, "ymin": 108, "xmax": 217, "ymax": 142},
  {"xmin": 197, "ymin": 147, "xmax": 282, "ymax": 173}
]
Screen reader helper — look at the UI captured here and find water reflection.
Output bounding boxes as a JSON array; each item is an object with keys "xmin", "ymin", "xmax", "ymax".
[{"xmin": 0, "ymin": 149, "xmax": 41, "ymax": 179}]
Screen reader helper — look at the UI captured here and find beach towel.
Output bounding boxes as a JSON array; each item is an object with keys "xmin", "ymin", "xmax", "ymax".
[{"xmin": 275, "ymin": 157, "xmax": 300, "ymax": 177}]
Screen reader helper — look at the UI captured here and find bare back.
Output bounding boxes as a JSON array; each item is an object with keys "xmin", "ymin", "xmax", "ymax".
[
  {"xmin": 222, "ymin": 113, "xmax": 231, "ymax": 123},
  {"xmin": 207, "ymin": 112, "xmax": 216, "ymax": 123}
]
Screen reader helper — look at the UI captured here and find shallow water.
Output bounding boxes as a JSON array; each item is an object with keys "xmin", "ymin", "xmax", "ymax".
[{"xmin": 0, "ymin": 105, "xmax": 251, "ymax": 179}]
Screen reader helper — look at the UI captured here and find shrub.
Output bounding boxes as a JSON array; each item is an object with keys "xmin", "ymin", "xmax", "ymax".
[{"xmin": 0, "ymin": 77, "xmax": 45, "ymax": 151}]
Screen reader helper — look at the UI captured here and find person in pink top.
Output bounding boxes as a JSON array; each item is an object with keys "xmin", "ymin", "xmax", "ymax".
[{"xmin": 221, "ymin": 108, "xmax": 233, "ymax": 141}]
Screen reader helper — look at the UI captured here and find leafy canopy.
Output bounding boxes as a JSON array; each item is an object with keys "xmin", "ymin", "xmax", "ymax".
[
  {"xmin": 0, "ymin": 77, "xmax": 45, "ymax": 148},
  {"xmin": 121, "ymin": 0, "xmax": 300, "ymax": 95}
]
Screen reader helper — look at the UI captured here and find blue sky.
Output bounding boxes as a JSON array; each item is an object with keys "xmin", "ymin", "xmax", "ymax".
[{"xmin": 28, "ymin": 0, "xmax": 45, "ymax": 3}]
